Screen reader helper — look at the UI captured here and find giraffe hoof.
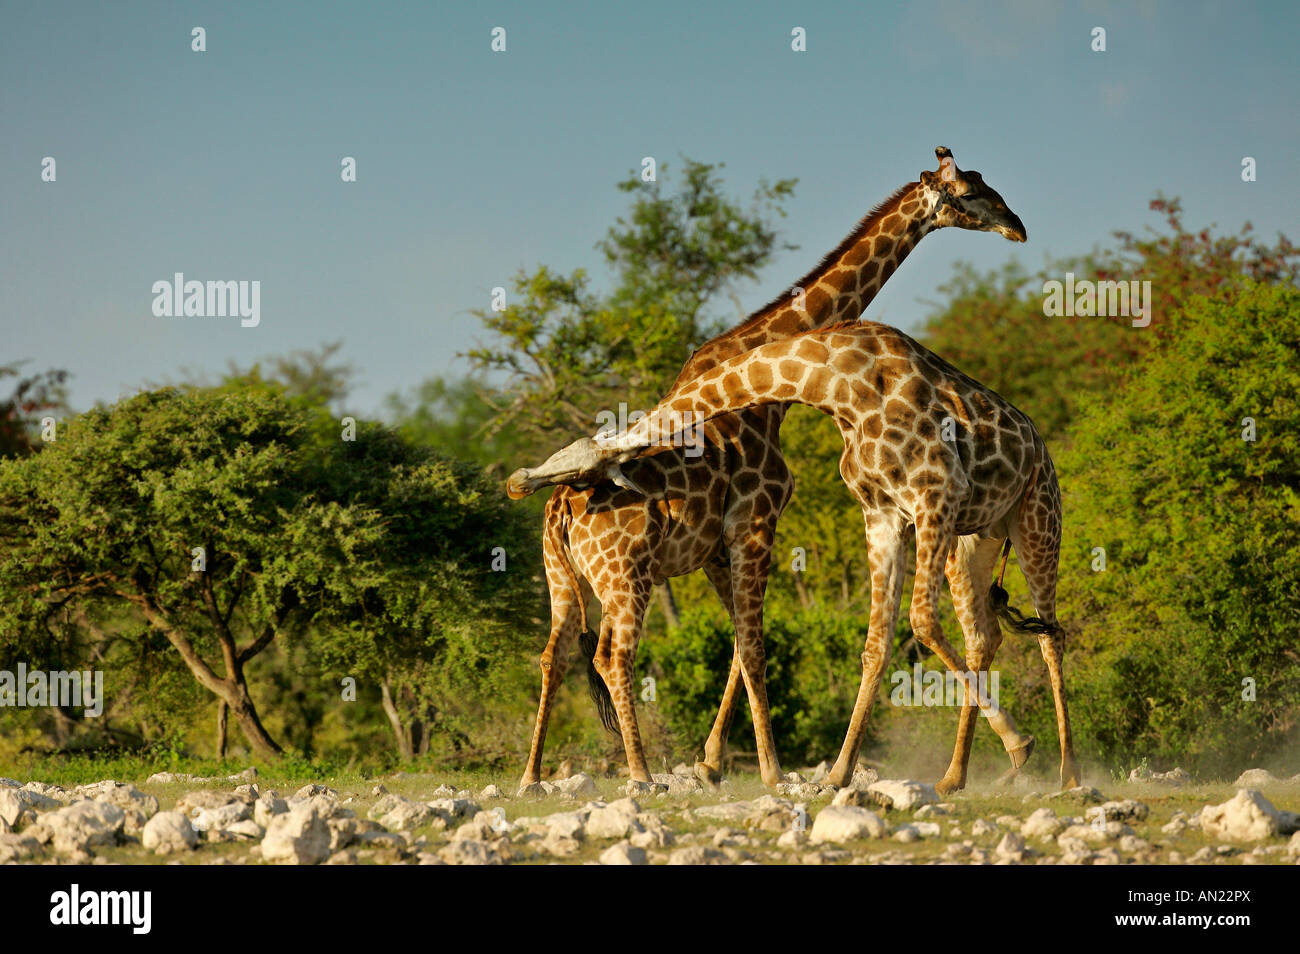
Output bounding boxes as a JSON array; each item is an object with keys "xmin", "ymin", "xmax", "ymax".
[
  {"xmin": 1008, "ymin": 735, "xmax": 1036, "ymax": 771},
  {"xmin": 694, "ymin": 761, "xmax": 723, "ymax": 789},
  {"xmin": 935, "ymin": 776, "xmax": 965, "ymax": 796},
  {"xmin": 517, "ymin": 782, "xmax": 547, "ymax": 798}
]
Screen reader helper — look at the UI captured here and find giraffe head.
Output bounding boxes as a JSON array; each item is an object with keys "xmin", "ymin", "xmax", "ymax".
[{"xmin": 921, "ymin": 146, "xmax": 1026, "ymax": 242}]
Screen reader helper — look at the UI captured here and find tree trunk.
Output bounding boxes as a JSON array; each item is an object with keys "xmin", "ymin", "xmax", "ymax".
[
  {"xmin": 216, "ymin": 700, "xmax": 228, "ymax": 759},
  {"xmin": 793, "ymin": 570, "xmax": 813, "ymax": 610},
  {"xmin": 226, "ymin": 681, "xmax": 282, "ymax": 759},
  {"xmin": 655, "ymin": 581, "xmax": 680, "ymax": 630},
  {"xmin": 138, "ymin": 596, "xmax": 284, "ymax": 759},
  {"xmin": 380, "ymin": 678, "xmax": 414, "ymax": 760}
]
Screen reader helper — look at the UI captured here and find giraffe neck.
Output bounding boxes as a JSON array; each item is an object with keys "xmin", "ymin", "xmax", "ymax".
[
  {"xmin": 610, "ymin": 326, "xmax": 911, "ymax": 453},
  {"xmin": 671, "ymin": 182, "xmax": 938, "ymax": 387}
]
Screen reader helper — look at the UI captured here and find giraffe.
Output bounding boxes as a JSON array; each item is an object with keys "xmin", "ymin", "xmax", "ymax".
[
  {"xmin": 509, "ymin": 319, "xmax": 1081, "ymax": 792},
  {"xmin": 511, "ymin": 148, "xmax": 1036, "ymax": 793}
]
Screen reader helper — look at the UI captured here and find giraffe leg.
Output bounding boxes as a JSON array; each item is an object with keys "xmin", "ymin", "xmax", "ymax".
[
  {"xmin": 935, "ymin": 535, "xmax": 1034, "ymax": 794},
  {"xmin": 827, "ymin": 510, "xmax": 908, "ymax": 788},
  {"xmin": 725, "ymin": 533, "xmax": 784, "ymax": 788},
  {"xmin": 1009, "ymin": 468, "xmax": 1080, "ymax": 789},
  {"xmin": 907, "ymin": 508, "xmax": 1013, "ymax": 790},
  {"xmin": 519, "ymin": 568, "xmax": 590, "ymax": 792},
  {"xmin": 592, "ymin": 576, "xmax": 655, "ymax": 785},
  {"xmin": 696, "ymin": 561, "xmax": 743, "ymax": 787}
]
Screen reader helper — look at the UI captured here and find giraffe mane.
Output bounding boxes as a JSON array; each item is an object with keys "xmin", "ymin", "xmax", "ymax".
[{"xmin": 739, "ymin": 182, "xmax": 917, "ymax": 327}]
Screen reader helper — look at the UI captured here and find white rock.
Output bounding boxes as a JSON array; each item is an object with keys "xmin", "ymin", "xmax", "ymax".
[
  {"xmin": 810, "ymin": 805, "xmax": 887, "ymax": 844},
  {"xmin": 892, "ymin": 824, "xmax": 921, "ymax": 843},
  {"xmin": 368, "ymin": 794, "xmax": 432, "ymax": 830},
  {"xmin": 261, "ymin": 803, "xmax": 332, "ymax": 865},
  {"xmin": 970, "ymin": 819, "xmax": 1000, "ymax": 837},
  {"xmin": 586, "ymin": 798, "xmax": 643, "ymax": 839},
  {"xmin": 0, "ymin": 789, "xmax": 31, "ymax": 828},
  {"xmin": 1200, "ymin": 789, "xmax": 1281, "ymax": 842},
  {"xmin": 849, "ymin": 766, "xmax": 880, "ymax": 791},
  {"xmin": 141, "ymin": 811, "xmax": 198, "ymax": 854},
  {"xmin": 667, "ymin": 845, "xmax": 728, "ymax": 865},
  {"xmin": 1022, "ymin": 807, "xmax": 1064, "ymax": 838},
  {"xmin": 1129, "ymin": 765, "xmax": 1191, "ymax": 785},
  {"xmin": 0, "ymin": 833, "xmax": 42, "ymax": 863},
  {"xmin": 71, "ymin": 780, "xmax": 159, "ymax": 834},
  {"xmin": 189, "ymin": 802, "xmax": 251, "ymax": 833},
  {"xmin": 439, "ymin": 839, "xmax": 504, "ymax": 865},
  {"xmin": 915, "ymin": 803, "xmax": 951, "ymax": 819},
  {"xmin": 996, "ymin": 832, "xmax": 1027, "ymax": 860},
  {"xmin": 1234, "ymin": 769, "xmax": 1278, "ymax": 788},
  {"xmin": 222, "ymin": 819, "xmax": 264, "ymax": 840},
  {"xmin": 599, "ymin": 841, "xmax": 648, "ymax": 865},
  {"xmin": 651, "ymin": 773, "xmax": 703, "ymax": 796},
  {"xmin": 293, "ymin": 783, "xmax": 338, "ymax": 801},
  {"xmin": 552, "ymin": 772, "xmax": 599, "ymax": 798},
  {"xmin": 1088, "ymin": 799, "xmax": 1149, "ymax": 823},
  {"xmin": 31, "ymin": 800, "xmax": 124, "ymax": 854},
  {"xmin": 146, "ymin": 772, "xmax": 192, "ymax": 784},
  {"xmin": 831, "ymin": 787, "xmax": 871, "ymax": 808},
  {"xmin": 23, "ymin": 782, "xmax": 68, "ymax": 804},
  {"xmin": 867, "ymin": 779, "xmax": 938, "ymax": 812},
  {"xmin": 480, "ymin": 784, "xmax": 504, "ymax": 799},
  {"xmin": 776, "ymin": 829, "xmax": 808, "ymax": 849},
  {"xmin": 426, "ymin": 798, "xmax": 480, "ymax": 824},
  {"xmin": 543, "ymin": 811, "xmax": 587, "ymax": 841},
  {"xmin": 254, "ymin": 794, "xmax": 288, "ymax": 828}
]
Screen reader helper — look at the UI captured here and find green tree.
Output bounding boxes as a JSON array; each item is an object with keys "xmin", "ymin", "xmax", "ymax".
[
  {"xmin": 1059, "ymin": 281, "xmax": 1300, "ymax": 771},
  {"xmin": 466, "ymin": 158, "xmax": 797, "ymax": 447},
  {"xmin": 0, "ymin": 386, "xmax": 534, "ymax": 760}
]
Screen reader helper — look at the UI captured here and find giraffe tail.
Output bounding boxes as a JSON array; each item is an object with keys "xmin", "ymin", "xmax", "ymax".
[
  {"xmin": 989, "ymin": 541, "xmax": 1060, "ymax": 636},
  {"xmin": 580, "ymin": 630, "xmax": 620, "ymax": 736},
  {"xmin": 544, "ymin": 494, "xmax": 619, "ymax": 735}
]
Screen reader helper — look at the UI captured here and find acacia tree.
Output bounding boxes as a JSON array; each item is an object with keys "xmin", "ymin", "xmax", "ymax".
[
  {"xmin": 1060, "ymin": 281, "xmax": 1300, "ymax": 769},
  {"xmin": 466, "ymin": 158, "xmax": 797, "ymax": 448},
  {"xmin": 0, "ymin": 385, "xmax": 535, "ymax": 759}
]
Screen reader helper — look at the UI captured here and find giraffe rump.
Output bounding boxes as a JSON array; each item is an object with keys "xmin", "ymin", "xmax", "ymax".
[{"xmin": 580, "ymin": 629, "xmax": 620, "ymax": 735}]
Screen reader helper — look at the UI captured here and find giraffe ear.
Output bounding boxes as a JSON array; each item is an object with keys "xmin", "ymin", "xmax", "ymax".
[{"xmin": 919, "ymin": 169, "xmax": 953, "ymax": 194}]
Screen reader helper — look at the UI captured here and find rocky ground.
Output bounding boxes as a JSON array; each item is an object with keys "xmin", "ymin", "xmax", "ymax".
[{"xmin": 1, "ymin": 764, "xmax": 1298, "ymax": 865}]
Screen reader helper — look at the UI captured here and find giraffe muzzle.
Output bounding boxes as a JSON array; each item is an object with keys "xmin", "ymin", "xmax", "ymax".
[{"xmin": 505, "ymin": 436, "xmax": 622, "ymax": 498}]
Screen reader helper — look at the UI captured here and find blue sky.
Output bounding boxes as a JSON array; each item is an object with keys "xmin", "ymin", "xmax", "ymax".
[{"xmin": 3, "ymin": 0, "xmax": 1297, "ymax": 418}]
